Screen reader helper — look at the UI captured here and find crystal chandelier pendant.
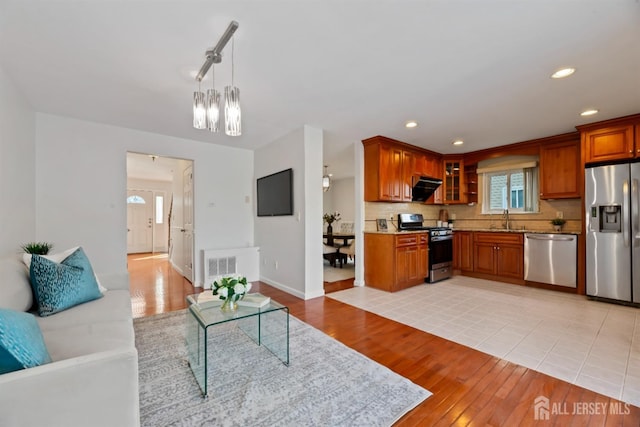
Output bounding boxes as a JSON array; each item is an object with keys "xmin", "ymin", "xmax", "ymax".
[
  {"xmin": 224, "ymin": 86, "xmax": 241, "ymax": 136},
  {"xmin": 193, "ymin": 91, "xmax": 206, "ymax": 129},
  {"xmin": 206, "ymin": 89, "xmax": 220, "ymax": 132}
]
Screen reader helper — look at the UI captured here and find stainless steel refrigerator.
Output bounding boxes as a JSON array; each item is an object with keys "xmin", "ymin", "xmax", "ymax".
[{"xmin": 585, "ymin": 162, "xmax": 640, "ymax": 304}]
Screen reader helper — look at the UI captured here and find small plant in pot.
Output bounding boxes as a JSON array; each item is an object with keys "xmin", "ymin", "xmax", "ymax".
[
  {"xmin": 21, "ymin": 242, "xmax": 54, "ymax": 255},
  {"xmin": 550, "ymin": 218, "xmax": 566, "ymax": 232}
]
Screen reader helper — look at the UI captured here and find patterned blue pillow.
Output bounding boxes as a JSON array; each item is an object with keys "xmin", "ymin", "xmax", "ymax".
[
  {"xmin": 60, "ymin": 247, "xmax": 102, "ymax": 297},
  {"xmin": 29, "ymin": 248, "xmax": 102, "ymax": 317},
  {"xmin": 0, "ymin": 308, "xmax": 52, "ymax": 374}
]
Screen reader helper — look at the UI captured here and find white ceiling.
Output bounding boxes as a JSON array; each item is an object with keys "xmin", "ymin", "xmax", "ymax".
[
  {"xmin": 2, "ymin": 1, "xmax": 639, "ymax": 180},
  {"xmin": 127, "ymin": 152, "xmax": 181, "ymax": 182}
]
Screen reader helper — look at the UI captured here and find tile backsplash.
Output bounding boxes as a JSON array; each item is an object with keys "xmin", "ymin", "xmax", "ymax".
[{"xmin": 365, "ymin": 198, "xmax": 582, "ymax": 233}]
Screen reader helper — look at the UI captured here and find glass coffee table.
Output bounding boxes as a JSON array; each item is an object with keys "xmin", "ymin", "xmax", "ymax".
[{"xmin": 185, "ymin": 294, "xmax": 290, "ymax": 397}]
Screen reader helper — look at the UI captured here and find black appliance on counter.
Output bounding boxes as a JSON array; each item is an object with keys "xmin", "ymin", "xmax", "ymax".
[{"xmin": 397, "ymin": 213, "xmax": 453, "ymax": 283}]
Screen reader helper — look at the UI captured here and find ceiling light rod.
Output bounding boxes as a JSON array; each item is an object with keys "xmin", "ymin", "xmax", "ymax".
[{"xmin": 195, "ymin": 21, "xmax": 239, "ymax": 82}]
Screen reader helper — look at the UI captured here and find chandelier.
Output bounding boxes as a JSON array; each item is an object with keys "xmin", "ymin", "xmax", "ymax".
[
  {"xmin": 323, "ymin": 165, "xmax": 332, "ymax": 192},
  {"xmin": 193, "ymin": 21, "xmax": 241, "ymax": 136}
]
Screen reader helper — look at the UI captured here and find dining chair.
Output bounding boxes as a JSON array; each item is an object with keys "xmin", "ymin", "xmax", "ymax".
[
  {"xmin": 339, "ymin": 222, "xmax": 354, "ymax": 234},
  {"xmin": 338, "ymin": 239, "xmax": 355, "ymax": 263},
  {"xmin": 332, "ymin": 221, "xmax": 354, "ymax": 248},
  {"xmin": 323, "ymin": 243, "xmax": 346, "ymax": 268}
]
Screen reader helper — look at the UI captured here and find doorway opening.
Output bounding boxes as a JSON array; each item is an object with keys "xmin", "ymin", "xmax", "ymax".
[{"xmin": 126, "ymin": 152, "xmax": 195, "ymax": 283}]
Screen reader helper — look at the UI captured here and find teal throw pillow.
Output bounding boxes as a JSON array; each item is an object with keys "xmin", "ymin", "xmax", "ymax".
[
  {"xmin": 29, "ymin": 248, "xmax": 102, "ymax": 317},
  {"xmin": 0, "ymin": 308, "xmax": 52, "ymax": 374}
]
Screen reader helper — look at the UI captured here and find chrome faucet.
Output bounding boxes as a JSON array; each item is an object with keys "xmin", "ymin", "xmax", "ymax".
[{"xmin": 502, "ymin": 209, "xmax": 510, "ymax": 230}]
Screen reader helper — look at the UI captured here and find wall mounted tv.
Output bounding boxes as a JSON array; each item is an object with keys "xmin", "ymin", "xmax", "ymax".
[{"xmin": 256, "ymin": 168, "xmax": 293, "ymax": 217}]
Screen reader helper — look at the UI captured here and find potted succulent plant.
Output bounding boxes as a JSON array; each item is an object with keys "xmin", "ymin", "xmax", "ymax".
[
  {"xmin": 550, "ymin": 218, "xmax": 566, "ymax": 232},
  {"xmin": 21, "ymin": 242, "xmax": 54, "ymax": 255}
]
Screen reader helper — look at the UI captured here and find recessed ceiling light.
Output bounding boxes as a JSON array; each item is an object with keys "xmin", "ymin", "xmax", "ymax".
[
  {"xmin": 452, "ymin": 140, "xmax": 464, "ymax": 146},
  {"xmin": 405, "ymin": 121, "xmax": 418, "ymax": 128},
  {"xmin": 551, "ymin": 67, "xmax": 576, "ymax": 79},
  {"xmin": 580, "ymin": 109, "xmax": 599, "ymax": 117}
]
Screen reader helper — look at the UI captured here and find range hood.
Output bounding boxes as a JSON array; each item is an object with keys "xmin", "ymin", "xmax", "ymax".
[{"xmin": 412, "ymin": 176, "xmax": 442, "ymax": 202}]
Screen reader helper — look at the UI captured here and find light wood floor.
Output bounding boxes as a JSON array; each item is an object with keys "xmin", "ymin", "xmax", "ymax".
[{"xmin": 128, "ymin": 253, "xmax": 640, "ymax": 426}]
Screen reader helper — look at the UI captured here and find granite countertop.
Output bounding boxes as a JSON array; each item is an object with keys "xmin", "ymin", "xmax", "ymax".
[
  {"xmin": 452, "ymin": 228, "xmax": 581, "ymax": 235},
  {"xmin": 364, "ymin": 230, "xmax": 429, "ymax": 235},
  {"xmin": 364, "ymin": 228, "xmax": 580, "ymax": 235}
]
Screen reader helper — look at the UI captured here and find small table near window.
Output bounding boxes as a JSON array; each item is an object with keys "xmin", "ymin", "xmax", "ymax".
[{"xmin": 185, "ymin": 294, "xmax": 290, "ymax": 397}]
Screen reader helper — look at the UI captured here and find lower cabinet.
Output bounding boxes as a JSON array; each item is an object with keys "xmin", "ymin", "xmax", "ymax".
[
  {"xmin": 453, "ymin": 231, "xmax": 473, "ymax": 272},
  {"xmin": 473, "ymin": 232, "xmax": 524, "ymax": 281},
  {"xmin": 364, "ymin": 232, "xmax": 428, "ymax": 292}
]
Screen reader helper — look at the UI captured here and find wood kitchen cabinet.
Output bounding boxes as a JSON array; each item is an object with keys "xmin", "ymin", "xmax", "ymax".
[
  {"xmin": 582, "ymin": 124, "xmax": 635, "ymax": 163},
  {"xmin": 364, "ymin": 232, "xmax": 428, "ymax": 292},
  {"xmin": 415, "ymin": 152, "xmax": 443, "ymax": 179},
  {"xmin": 539, "ymin": 138, "xmax": 581, "ymax": 199},
  {"xmin": 443, "ymin": 157, "xmax": 465, "ymax": 204},
  {"xmin": 577, "ymin": 115, "xmax": 640, "ymax": 164},
  {"xmin": 364, "ymin": 136, "xmax": 446, "ymax": 204},
  {"xmin": 363, "ymin": 136, "xmax": 415, "ymax": 202},
  {"xmin": 453, "ymin": 231, "xmax": 473, "ymax": 272},
  {"xmin": 473, "ymin": 232, "xmax": 524, "ymax": 281}
]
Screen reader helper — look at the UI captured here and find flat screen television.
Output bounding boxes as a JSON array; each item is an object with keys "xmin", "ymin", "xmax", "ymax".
[{"xmin": 256, "ymin": 168, "xmax": 293, "ymax": 217}]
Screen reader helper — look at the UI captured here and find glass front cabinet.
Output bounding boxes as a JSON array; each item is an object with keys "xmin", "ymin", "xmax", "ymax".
[{"xmin": 444, "ymin": 158, "xmax": 464, "ymax": 204}]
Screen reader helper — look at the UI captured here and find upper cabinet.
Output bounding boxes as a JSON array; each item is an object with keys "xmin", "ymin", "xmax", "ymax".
[
  {"xmin": 363, "ymin": 136, "xmax": 414, "ymax": 202},
  {"xmin": 415, "ymin": 152, "xmax": 442, "ymax": 178},
  {"xmin": 363, "ymin": 136, "xmax": 442, "ymax": 203},
  {"xmin": 443, "ymin": 157, "xmax": 465, "ymax": 204},
  {"xmin": 577, "ymin": 114, "xmax": 640, "ymax": 164},
  {"xmin": 539, "ymin": 137, "xmax": 581, "ymax": 199}
]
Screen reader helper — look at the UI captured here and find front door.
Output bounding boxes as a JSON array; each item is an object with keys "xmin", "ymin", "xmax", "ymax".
[{"xmin": 127, "ymin": 190, "xmax": 154, "ymax": 253}]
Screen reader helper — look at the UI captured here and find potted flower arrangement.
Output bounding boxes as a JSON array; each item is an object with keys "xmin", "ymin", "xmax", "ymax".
[
  {"xmin": 323, "ymin": 211, "xmax": 341, "ymax": 234},
  {"xmin": 212, "ymin": 275, "xmax": 251, "ymax": 312},
  {"xmin": 551, "ymin": 218, "xmax": 566, "ymax": 232}
]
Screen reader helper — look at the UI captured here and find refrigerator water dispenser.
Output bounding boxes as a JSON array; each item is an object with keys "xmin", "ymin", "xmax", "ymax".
[{"xmin": 595, "ymin": 205, "xmax": 622, "ymax": 233}]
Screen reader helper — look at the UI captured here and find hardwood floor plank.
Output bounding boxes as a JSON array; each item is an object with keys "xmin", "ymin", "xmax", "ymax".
[{"xmin": 128, "ymin": 253, "xmax": 640, "ymax": 426}]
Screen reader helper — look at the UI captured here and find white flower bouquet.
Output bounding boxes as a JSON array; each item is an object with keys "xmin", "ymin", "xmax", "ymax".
[{"xmin": 212, "ymin": 275, "xmax": 252, "ymax": 310}]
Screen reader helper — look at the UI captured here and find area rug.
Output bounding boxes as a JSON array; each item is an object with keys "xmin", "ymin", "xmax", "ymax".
[
  {"xmin": 134, "ymin": 310, "xmax": 431, "ymax": 426},
  {"xmin": 323, "ymin": 262, "xmax": 355, "ymax": 282}
]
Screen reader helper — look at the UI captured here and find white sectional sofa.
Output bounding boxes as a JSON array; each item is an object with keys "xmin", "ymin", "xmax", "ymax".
[{"xmin": 0, "ymin": 256, "xmax": 139, "ymax": 427}]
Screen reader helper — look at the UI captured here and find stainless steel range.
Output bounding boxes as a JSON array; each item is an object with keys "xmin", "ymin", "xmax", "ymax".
[{"xmin": 398, "ymin": 214, "xmax": 453, "ymax": 283}]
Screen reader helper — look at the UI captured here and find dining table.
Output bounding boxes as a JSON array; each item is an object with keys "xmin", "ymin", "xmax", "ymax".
[{"xmin": 323, "ymin": 233, "xmax": 355, "ymax": 248}]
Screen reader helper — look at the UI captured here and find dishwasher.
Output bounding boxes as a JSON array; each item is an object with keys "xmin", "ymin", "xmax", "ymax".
[{"xmin": 524, "ymin": 234, "xmax": 577, "ymax": 288}]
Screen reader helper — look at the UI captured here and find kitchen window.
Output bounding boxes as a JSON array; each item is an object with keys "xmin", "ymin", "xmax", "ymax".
[{"xmin": 479, "ymin": 159, "xmax": 539, "ymax": 214}]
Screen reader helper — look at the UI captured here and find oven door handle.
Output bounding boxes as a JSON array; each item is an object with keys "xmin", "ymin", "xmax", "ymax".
[{"xmin": 431, "ymin": 236, "xmax": 453, "ymax": 242}]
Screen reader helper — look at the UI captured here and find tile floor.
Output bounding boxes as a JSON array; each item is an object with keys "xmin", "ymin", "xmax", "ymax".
[{"xmin": 327, "ymin": 276, "xmax": 640, "ymax": 407}]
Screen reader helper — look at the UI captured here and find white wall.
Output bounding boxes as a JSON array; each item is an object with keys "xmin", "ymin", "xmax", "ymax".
[
  {"xmin": 323, "ymin": 177, "xmax": 355, "ymax": 232},
  {"xmin": 34, "ymin": 114, "xmax": 254, "ymax": 285},
  {"xmin": 255, "ymin": 126, "xmax": 324, "ymax": 299},
  {"xmin": 0, "ymin": 66, "xmax": 36, "ymax": 257}
]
